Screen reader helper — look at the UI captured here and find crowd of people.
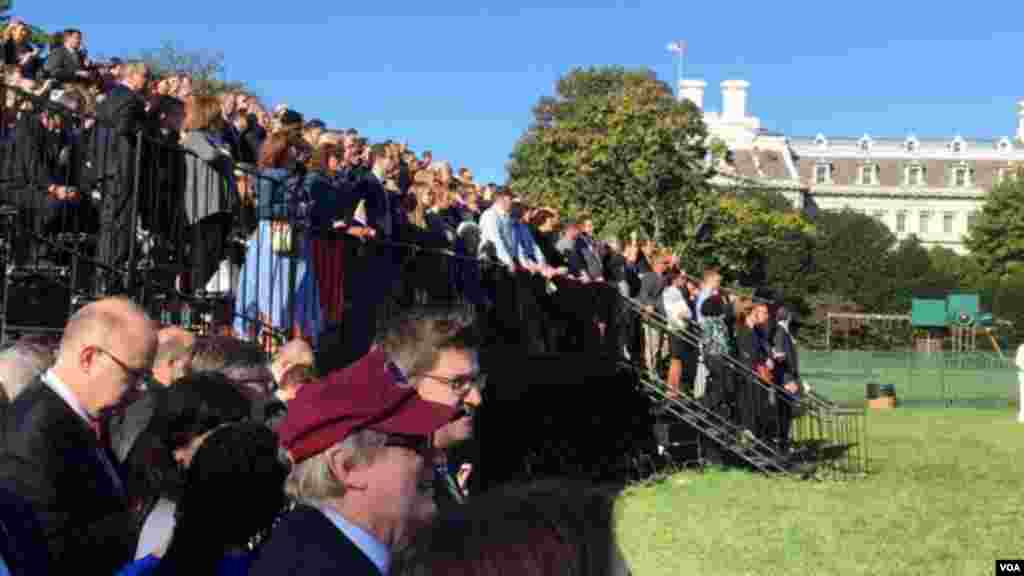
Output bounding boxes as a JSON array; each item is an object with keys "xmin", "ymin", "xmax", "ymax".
[
  {"xmin": 0, "ymin": 16, "xmax": 818, "ymax": 575},
  {"xmin": 0, "ymin": 298, "xmax": 636, "ymax": 576}
]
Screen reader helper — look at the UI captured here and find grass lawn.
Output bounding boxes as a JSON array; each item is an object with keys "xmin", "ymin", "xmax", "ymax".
[{"xmin": 615, "ymin": 407, "xmax": 1024, "ymax": 576}]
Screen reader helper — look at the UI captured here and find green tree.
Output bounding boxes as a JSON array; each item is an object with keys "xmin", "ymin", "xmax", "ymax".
[
  {"xmin": 965, "ymin": 168, "xmax": 1024, "ymax": 276},
  {"xmin": 807, "ymin": 209, "xmax": 897, "ymax": 312},
  {"xmin": 507, "ymin": 66, "xmax": 711, "ymax": 247},
  {"xmin": 136, "ymin": 41, "xmax": 246, "ymax": 96}
]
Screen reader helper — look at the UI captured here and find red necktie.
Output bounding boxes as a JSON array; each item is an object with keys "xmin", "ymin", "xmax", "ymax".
[{"xmin": 89, "ymin": 417, "xmax": 110, "ymax": 452}]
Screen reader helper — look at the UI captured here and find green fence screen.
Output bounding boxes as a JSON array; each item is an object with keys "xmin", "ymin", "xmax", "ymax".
[{"xmin": 800, "ymin": 350, "xmax": 1019, "ymax": 408}]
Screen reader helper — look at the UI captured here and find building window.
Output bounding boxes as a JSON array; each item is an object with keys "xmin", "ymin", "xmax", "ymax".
[
  {"xmin": 952, "ymin": 141, "xmax": 963, "ymax": 153},
  {"xmin": 906, "ymin": 165, "xmax": 924, "ymax": 186},
  {"xmin": 815, "ymin": 164, "xmax": 831, "ymax": 184},
  {"xmin": 968, "ymin": 211, "xmax": 979, "ymax": 230},
  {"xmin": 943, "ymin": 212, "xmax": 955, "ymax": 234},
  {"xmin": 860, "ymin": 164, "xmax": 877, "ymax": 185},
  {"xmin": 954, "ymin": 167, "xmax": 969, "ymax": 187},
  {"xmin": 896, "ymin": 211, "xmax": 907, "ymax": 233},
  {"xmin": 872, "ymin": 210, "xmax": 886, "ymax": 222},
  {"xmin": 919, "ymin": 211, "xmax": 931, "ymax": 235},
  {"xmin": 905, "ymin": 138, "xmax": 918, "ymax": 153}
]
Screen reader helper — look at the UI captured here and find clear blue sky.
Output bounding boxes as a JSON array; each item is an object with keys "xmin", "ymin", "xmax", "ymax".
[{"xmin": 19, "ymin": 1, "xmax": 1024, "ymax": 184}]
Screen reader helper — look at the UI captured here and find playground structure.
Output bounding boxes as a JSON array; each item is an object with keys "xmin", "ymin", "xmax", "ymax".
[{"xmin": 826, "ymin": 292, "xmax": 1007, "ymax": 356}]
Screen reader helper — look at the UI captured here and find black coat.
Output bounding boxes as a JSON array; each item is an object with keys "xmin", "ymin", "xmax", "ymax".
[{"xmin": 0, "ymin": 379, "xmax": 138, "ymax": 574}]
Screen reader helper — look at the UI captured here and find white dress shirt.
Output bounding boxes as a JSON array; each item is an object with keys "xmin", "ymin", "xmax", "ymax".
[{"xmin": 318, "ymin": 504, "xmax": 390, "ymax": 575}]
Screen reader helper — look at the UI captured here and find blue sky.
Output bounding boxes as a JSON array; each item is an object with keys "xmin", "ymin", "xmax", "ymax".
[{"xmin": 19, "ymin": 1, "xmax": 1024, "ymax": 184}]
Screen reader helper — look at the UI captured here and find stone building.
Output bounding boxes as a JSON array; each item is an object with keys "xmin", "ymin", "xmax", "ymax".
[{"xmin": 681, "ymin": 79, "xmax": 1024, "ymax": 254}]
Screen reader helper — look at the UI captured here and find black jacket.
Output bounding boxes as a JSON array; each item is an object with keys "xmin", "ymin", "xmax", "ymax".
[{"xmin": 0, "ymin": 380, "xmax": 139, "ymax": 574}]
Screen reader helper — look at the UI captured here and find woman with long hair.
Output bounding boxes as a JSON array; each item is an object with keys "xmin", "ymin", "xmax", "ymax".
[
  {"xmin": 127, "ymin": 372, "xmax": 253, "ymax": 561},
  {"xmin": 233, "ymin": 130, "xmax": 322, "ymax": 348},
  {"xmin": 119, "ymin": 422, "xmax": 290, "ymax": 576},
  {"xmin": 180, "ymin": 94, "xmax": 238, "ymax": 293}
]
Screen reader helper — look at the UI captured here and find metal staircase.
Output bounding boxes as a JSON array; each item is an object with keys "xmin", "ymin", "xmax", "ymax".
[
  {"xmin": 623, "ymin": 297, "xmax": 868, "ymax": 477},
  {"xmin": 631, "ymin": 364, "xmax": 794, "ymax": 475}
]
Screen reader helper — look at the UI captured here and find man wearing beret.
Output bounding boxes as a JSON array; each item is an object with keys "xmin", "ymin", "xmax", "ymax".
[{"xmin": 249, "ymin": 348, "xmax": 456, "ymax": 575}]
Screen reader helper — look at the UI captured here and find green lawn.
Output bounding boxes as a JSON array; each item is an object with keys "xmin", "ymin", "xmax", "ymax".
[{"xmin": 615, "ymin": 407, "xmax": 1024, "ymax": 576}]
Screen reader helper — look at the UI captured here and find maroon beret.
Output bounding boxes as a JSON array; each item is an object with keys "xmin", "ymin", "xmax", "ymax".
[{"xmin": 278, "ymin": 348, "xmax": 456, "ymax": 464}]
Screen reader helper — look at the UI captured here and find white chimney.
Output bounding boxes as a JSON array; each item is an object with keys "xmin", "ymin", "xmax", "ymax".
[
  {"xmin": 1017, "ymin": 99, "xmax": 1024, "ymax": 142},
  {"xmin": 721, "ymin": 80, "xmax": 750, "ymax": 122},
  {"xmin": 679, "ymin": 79, "xmax": 707, "ymax": 110}
]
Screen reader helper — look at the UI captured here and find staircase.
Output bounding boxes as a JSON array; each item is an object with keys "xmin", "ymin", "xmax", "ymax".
[{"xmin": 624, "ymin": 298, "xmax": 868, "ymax": 477}]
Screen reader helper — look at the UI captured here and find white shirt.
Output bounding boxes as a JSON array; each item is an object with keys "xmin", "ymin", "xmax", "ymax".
[
  {"xmin": 41, "ymin": 369, "xmax": 91, "ymax": 423},
  {"xmin": 318, "ymin": 504, "xmax": 390, "ymax": 575},
  {"xmin": 135, "ymin": 498, "xmax": 177, "ymax": 559}
]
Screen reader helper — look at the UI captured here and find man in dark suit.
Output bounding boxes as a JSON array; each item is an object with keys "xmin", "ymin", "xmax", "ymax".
[
  {"xmin": 42, "ymin": 29, "xmax": 92, "ymax": 87},
  {"xmin": 90, "ymin": 61, "xmax": 151, "ymax": 294},
  {"xmin": 0, "ymin": 297, "xmax": 158, "ymax": 574},
  {"xmin": 251, "ymin": 347, "xmax": 457, "ymax": 575},
  {"xmin": 554, "ymin": 222, "xmax": 588, "ymax": 280}
]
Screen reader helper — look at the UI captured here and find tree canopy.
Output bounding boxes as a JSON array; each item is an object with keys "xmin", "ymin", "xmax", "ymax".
[
  {"xmin": 136, "ymin": 41, "xmax": 246, "ymax": 96},
  {"xmin": 965, "ymin": 168, "xmax": 1024, "ymax": 276},
  {"xmin": 506, "ymin": 66, "xmax": 711, "ymax": 247}
]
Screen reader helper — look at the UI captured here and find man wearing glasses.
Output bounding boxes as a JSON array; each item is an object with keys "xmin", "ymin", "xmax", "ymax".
[
  {"xmin": 0, "ymin": 296, "xmax": 157, "ymax": 575},
  {"xmin": 251, "ymin": 342, "xmax": 457, "ymax": 575},
  {"xmin": 370, "ymin": 307, "xmax": 485, "ymax": 510}
]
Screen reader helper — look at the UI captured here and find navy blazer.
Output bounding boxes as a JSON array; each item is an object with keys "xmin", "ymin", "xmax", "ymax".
[
  {"xmin": 250, "ymin": 505, "xmax": 382, "ymax": 576},
  {"xmin": 0, "ymin": 380, "xmax": 138, "ymax": 575}
]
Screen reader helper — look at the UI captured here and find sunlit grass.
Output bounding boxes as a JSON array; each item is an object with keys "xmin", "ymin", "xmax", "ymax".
[{"xmin": 615, "ymin": 408, "xmax": 1024, "ymax": 576}]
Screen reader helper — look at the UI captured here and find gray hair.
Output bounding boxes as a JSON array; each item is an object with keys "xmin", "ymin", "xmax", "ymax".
[
  {"xmin": 285, "ymin": 429, "xmax": 388, "ymax": 503},
  {"xmin": 0, "ymin": 345, "xmax": 53, "ymax": 401}
]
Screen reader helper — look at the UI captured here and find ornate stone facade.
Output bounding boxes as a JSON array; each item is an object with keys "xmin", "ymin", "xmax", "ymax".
[{"xmin": 683, "ymin": 79, "xmax": 1024, "ymax": 254}]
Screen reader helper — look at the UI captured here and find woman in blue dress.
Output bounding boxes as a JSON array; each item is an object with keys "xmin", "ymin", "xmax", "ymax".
[
  {"xmin": 233, "ymin": 131, "xmax": 321, "ymax": 347},
  {"xmin": 117, "ymin": 422, "xmax": 289, "ymax": 576}
]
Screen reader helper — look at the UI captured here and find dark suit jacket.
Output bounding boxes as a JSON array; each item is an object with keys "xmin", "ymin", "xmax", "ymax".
[
  {"xmin": 42, "ymin": 45, "xmax": 84, "ymax": 84},
  {"xmin": 637, "ymin": 271, "xmax": 665, "ymax": 310},
  {"xmin": 555, "ymin": 235, "xmax": 586, "ymax": 276},
  {"xmin": 250, "ymin": 504, "xmax": 382, "ymax": 576},
  {"xmin": 0, "ymin": 486, "xmax": 49, "ymax": 576},
  {"xmin": 0, "ymin": 380, "xmax": 139, "ymax": 575},
  {"xmin": 91, "ymin": 85, "xmax": 148, "ymax": 220}
]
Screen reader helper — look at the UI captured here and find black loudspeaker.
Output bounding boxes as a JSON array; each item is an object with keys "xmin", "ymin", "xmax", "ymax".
[
  {"xmin": 3, "ymin": 272, "xmax": 72, "ymax": 330},
  {"xmin": 474, "ymin": 351, "xmax": 658, "ymax": 493}
]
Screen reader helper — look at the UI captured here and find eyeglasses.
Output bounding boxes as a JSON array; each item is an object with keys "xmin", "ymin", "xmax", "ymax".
[
  {"xmin": 415, "ymin": 372, "xmax": 487, "ymax": 395},
  {"xmin": 95, "ymin": 347, "xmax": 153, "ymax": 388},
  {"xmin": 384, "ymin": 434, "xmax": 432, "ymax": 456}
]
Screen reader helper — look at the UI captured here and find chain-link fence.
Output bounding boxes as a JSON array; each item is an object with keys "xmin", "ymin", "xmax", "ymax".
[{"xmin": 800, "ymin": 349, "xmax": 1018, "ymax": 408}]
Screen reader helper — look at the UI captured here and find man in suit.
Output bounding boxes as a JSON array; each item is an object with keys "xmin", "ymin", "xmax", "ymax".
[
  {"xmin": 554, "ymin": 221, "xmax": 588, "ymax": 280},
  {"xmin": 637, "ymin": 255, "xmax": 668, "ymax": 370},
  {"xmin": 250, "ymin": 346, "xmax": 457, "ymax": 575},
  {"xmin": 42, "ymin": 29, "xmax": 92, "ymax": 87},
  {"xmin": 0, "ymin": 296, "xmax": 158, "ymax": 574},
  {"xmin": 91, "ymin": 61, "xmax": 151, "ymax": 294}
]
